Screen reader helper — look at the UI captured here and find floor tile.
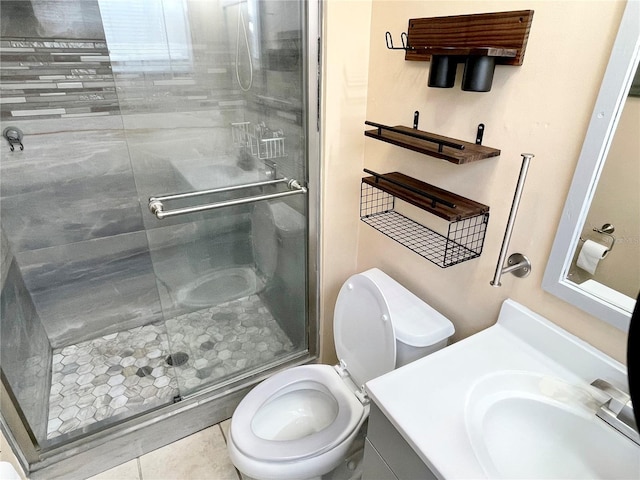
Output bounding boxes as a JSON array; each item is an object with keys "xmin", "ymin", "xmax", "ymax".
[
  {"xmin": 138, "ymin": 425, "xmax": 239, "ymax": 480},
  {"xmin": 47, "ymin": 295, "xmax": 293, "ymax": 439},
  {"xmin": 86, "ymin": 459, "xmax": 140, "ymax": 480},
  {"xmin": 219, "ymin": 419, "xmax": 231, "ymax": 443},
  {"xmin": 48, "ymin": 323, "xmax": 177, "ymax": 439}
]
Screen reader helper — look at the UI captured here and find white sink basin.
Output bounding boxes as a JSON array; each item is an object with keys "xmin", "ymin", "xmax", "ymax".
[
  {"xmin": 366, "ymin": 300, "xmax": 640, "ymax": 479},
  {"xmin": 465, "ymin": 372, "xmax": 640, "ymax": 479}
]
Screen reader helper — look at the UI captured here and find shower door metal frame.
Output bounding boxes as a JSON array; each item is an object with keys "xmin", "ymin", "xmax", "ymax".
[{"xmin": 0, "ymin": 1, "xmax": 322, "ymax": 477}]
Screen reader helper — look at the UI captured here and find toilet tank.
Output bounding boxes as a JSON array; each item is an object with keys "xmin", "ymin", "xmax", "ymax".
[
  {"xmin": 361, "ymin": 269, "xmax": 455, "ymax": 367},
  {"xmin": 251, "ymin": 200, "xmax": 305, "ymax": 280},
  {"xmin": 252, "ymin": 200, "xmax": 306, "ymax": 346},
  {"xmin": 396, "ymin": 337, "xmax": 449, "ymax": 367}
]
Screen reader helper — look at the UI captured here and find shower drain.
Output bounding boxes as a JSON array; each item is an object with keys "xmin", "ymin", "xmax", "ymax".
[
  {"xmin": 135, "ymin": 366, "xmax": 153, "ymax": 377},
  {"xmin": 166, "ymin": 351, "xmax": 189, "ymax": 367}
]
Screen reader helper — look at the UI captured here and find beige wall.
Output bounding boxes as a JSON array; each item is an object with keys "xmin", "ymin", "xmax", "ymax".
[
  {"xmin": 320, "ymin": 0, "xmax": 373, "ymax": 364},
  {"xmin": 321, "ymin": 0, "xmax": 630, "ymax": 365}
]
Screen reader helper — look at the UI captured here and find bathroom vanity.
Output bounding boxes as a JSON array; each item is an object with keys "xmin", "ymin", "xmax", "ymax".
[
  {"xmin": 363, "ymin": 299, "xmax": 640, "ymax": 479},
  {"xmin": 362, "ymin": 403, "xmax": 437, "ymax": 480}
]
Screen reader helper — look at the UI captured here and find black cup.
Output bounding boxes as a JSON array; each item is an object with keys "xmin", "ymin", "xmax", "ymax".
[
  {"xmin": 428, "ymin": 55, "xmax": 457, "ymax": 88},
  {"xmin": 462, "ymin": 56, "xmax": 496, "ymax": 92}
]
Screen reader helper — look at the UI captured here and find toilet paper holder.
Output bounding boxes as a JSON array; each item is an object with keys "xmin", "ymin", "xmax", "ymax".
[{"xmin": 580, "ymin": 223, "xmax": 616, "ymax": 254}]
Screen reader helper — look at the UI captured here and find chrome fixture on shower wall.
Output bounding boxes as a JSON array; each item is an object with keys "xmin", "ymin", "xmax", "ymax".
[{"xmin": 3, "ymin": 126, "xmax": 24, "ymax": 151}]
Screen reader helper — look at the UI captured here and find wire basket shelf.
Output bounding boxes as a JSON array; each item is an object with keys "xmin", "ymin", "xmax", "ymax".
[
  {"xmin": 360, "ymin": 179, "xmax": 489, "ymax": 268},
  {"xmin": 231, "ymin": 122, "xmax": 286, "ymax": 160}
]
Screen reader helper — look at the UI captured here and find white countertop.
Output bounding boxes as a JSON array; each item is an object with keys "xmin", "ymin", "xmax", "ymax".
[{"xmin": 365, "ymin": 299, "xmax": 628, "ymax": 479}]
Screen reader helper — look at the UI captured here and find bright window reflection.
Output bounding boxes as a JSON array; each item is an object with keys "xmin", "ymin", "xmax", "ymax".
[{"xmin": 98, "ymin": 0, "xmax": 193, "ymax": 71}]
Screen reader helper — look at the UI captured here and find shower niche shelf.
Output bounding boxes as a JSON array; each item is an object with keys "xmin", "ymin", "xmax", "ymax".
[
  {"xmin": 360, "ymin": 170, "xmax": 489, "ymax": 268},
  {"xmin": 364, "ymin": 121, "xmax": 500, "ymax": 164}
]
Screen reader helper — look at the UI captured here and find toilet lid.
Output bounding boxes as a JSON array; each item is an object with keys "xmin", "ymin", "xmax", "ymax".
[{"xmin": 333, "ymin": 273, "xmax": 396, "ymax": 387}]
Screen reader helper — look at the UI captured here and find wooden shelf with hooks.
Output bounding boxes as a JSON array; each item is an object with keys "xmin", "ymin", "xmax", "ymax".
[
  {"xmin": 404, "ymin": 10, "xmax": 534, "ymax": 65},
  {"xmin": 364, "ymin": 122, "xmax": 500, "ymax": 164}
]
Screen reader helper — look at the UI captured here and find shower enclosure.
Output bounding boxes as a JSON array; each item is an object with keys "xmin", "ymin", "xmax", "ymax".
[{"xmin": 0, "ymin": 1, "xmax": 319, "ymax": 477}]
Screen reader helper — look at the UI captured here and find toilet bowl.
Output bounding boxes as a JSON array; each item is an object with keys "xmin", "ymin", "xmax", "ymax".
[{"xmin": 227, "ymin": 268, "xmax": 455, "ymax": 480}]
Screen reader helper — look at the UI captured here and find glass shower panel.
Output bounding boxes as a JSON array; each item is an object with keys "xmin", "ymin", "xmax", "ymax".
[
  {"xmin": 0, "ymin": 0, "xmax": 310, "ymax": 446},
  {"xmin": 107, "ymin": 0, "xmax": 309, "ymax": 396}
]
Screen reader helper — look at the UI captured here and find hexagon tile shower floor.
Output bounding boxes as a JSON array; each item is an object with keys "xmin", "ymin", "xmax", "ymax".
[{"xmin": 47, "ymin": 295, "xmax": 294, "ymax": 439}]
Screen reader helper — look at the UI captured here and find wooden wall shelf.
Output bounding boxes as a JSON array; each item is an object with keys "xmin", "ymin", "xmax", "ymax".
[
  {"xmin": 423, "ymin": 46, "xmax": 517, "ymax": 58},
  {"xmin": 362, "ymin": 171, "xmax": 489, "ymax": 221},
  {"xmin": 364, "ymin": 122, "xmax": 500, "ymax": 164},
  {"xmin": 405, "ymin": 10, "xmax": 534, "ymax": 65},
  {"xmin": 360, "ymin": 170, "xmax": 490, "ymax": 267}
]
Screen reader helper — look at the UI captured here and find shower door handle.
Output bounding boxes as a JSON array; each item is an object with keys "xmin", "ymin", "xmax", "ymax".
[{"xmin": 148, "ymin": 178, "xmax": 307, "ymax": 219}]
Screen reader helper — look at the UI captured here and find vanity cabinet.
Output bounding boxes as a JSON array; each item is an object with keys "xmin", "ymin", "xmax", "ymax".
[{"xmin": 363, "ymin": 403, "xmax": 437, "ymax": 480}]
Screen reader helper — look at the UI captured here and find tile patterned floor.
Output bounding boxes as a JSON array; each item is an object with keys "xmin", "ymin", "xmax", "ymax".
[
  {"xmin": 48, "ymin": 295, "xmax": 295, "ymax": 439},
  {"xmin": 165, "ymin": 294, "xmax": 295, "ymax": 395},
  {"xmin": 48, "ymin": 323, "xmax": 176, "ymax": 438}
]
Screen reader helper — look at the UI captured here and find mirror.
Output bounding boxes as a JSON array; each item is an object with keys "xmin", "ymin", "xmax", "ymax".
[{"xmin": 543, "ymin": 0, "xmax": 640, "ymax": 331}]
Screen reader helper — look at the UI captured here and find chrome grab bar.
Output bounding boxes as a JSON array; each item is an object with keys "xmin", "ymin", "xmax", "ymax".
[
  {"xmin": 490, "ymin": 153, "xmax": 534, "ymax": 286},
  {"xmin": 150, "ymin": 178, "xmax": 289, "ymax": 203},
  {"xmin": 148, "ymin": 177, "xmax": 307, "ymax": 219}
]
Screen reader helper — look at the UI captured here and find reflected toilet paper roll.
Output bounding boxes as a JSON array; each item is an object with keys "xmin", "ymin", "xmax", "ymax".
[{"xmin": 577, "ymin": 239, "xmax": 609, "ymax": 275}]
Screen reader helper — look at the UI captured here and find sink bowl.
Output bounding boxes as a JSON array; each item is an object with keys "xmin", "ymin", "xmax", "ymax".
[{"xmin": 465, "ymin": 371, "xmax": 640, "ymax": 479}]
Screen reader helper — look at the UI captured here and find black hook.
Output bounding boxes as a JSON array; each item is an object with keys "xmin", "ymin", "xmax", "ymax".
[{"xmin": 385, "ymin": 32, "xmax": 411, "ymax": 51}]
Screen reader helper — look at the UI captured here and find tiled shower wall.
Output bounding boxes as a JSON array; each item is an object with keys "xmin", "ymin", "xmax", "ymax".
[
  {"xmin": 0, "ymin": 0, "xmax": 306, "ymax": 348},
  {"xmin": 0, "ymin": 38, "xmax": 118, "ymax": 120},
  {"xmin": 0, "ymin": 0, "xmax": 248, "ymax": 348},
  {"xmin": 0, "ymin": 228, "xmax": 52, "ymax": 443},
  {"xmin": 0, "ymin": 2, "xmax": 244, "ymax": 120}
]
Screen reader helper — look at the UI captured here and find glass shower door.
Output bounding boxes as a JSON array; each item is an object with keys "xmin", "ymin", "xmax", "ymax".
[
  {"xmin": 110, "ymin": 0, "xmax": 310, "ymax": 397},
  {"xmin": 0, "ymin": 0, "xmax": 312, "ymax": 449}
]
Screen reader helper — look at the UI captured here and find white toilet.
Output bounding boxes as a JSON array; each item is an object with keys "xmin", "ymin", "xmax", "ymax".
[{"xmin": 227, "ymin": 268, "xmax": 454, "ymax": 480}]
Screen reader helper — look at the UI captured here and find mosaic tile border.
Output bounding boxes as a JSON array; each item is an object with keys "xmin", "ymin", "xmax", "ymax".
[
  {"xmin": 0, "ymin": 36, "xmax": 245, "ymax": 119},
  {"xmin": 0, "ymin": 38, "xmax": 119, "ymax": 120}
]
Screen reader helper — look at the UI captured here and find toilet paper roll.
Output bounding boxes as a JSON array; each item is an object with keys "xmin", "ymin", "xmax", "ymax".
[{"xmin": 577, "ymin": 239, "xmax": 609, "ymax": 275}]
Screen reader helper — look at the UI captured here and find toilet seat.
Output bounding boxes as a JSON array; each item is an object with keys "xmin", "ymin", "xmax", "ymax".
[
  {"xmin": 230, "ymin": 271, "xmax": 397, "ymax": 464},
  {"xmin": 228, "ymin": 269, "xmax": 455, "ymax": 480},
  {"xmin": 230, "ymin": 364, "xmax": 366, "ymax": 462}
]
